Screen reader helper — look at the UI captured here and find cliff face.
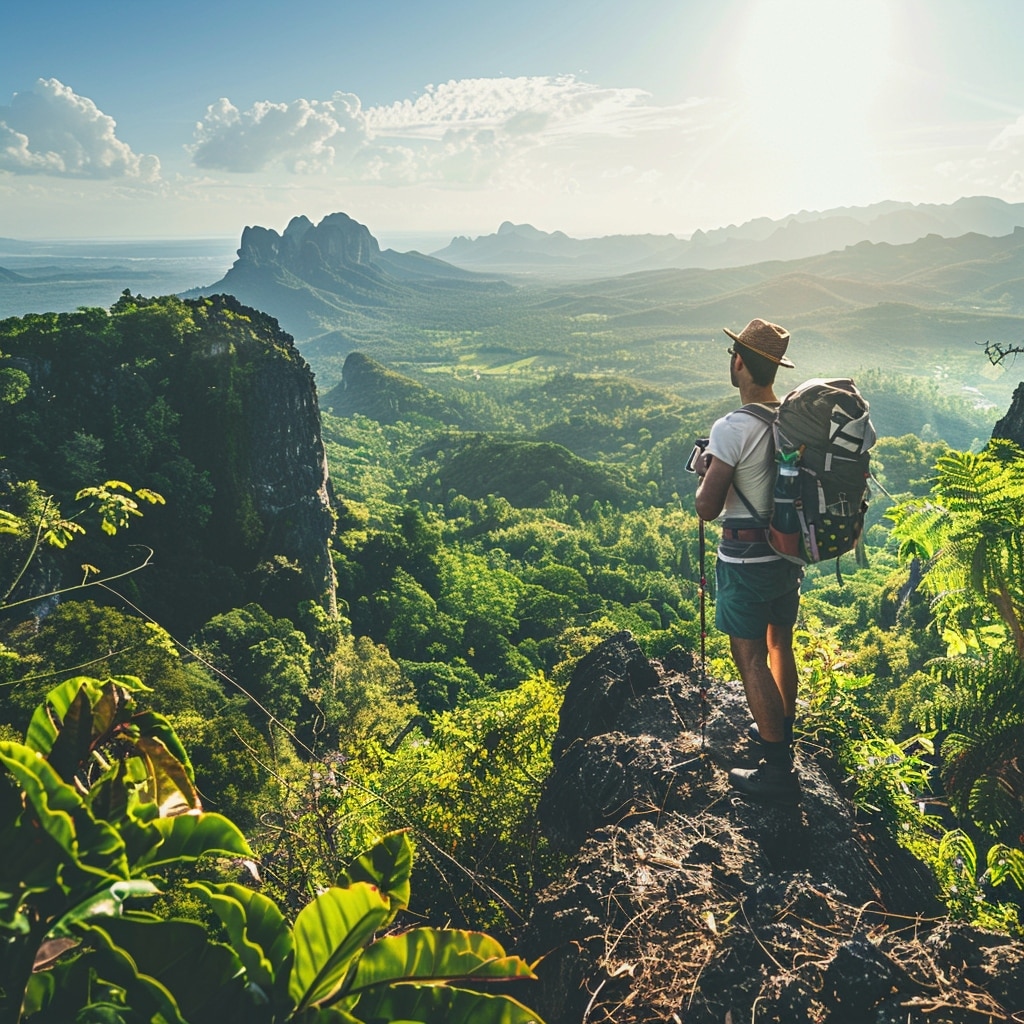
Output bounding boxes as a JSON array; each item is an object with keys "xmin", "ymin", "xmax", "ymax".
[
  {"xmin": 226, "ymin": 304, "xmax": 336, "ymax": 619},
  {"xmin": 521, "ymin": 633, "xmax": 1023, "ymax": 1023},
  {"xmin": 0, "ymin": 294, "xmax": 336, "ymax": 631},
  {"xmin": 992, "ymin": 379, "xmax": 1024, "ymax": 448},
  {"xmin": 174, "ymin": 295, "xmax": 337, "ymax": 622},
  {"xmin": 236, "ymin": 212, "xmax": 381, "ymax": 274}
]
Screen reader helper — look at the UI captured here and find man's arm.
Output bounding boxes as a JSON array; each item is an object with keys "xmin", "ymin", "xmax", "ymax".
[{"xmin": 695, "ymin": 454, "xmax": 735, "ymax": 522}]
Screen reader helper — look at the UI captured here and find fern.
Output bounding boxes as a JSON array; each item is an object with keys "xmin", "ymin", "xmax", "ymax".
[
  {"xmin": 889, "ymin": 440, "xmax": 1024, "ymax": 656},
  {"xmin": 914, "ymin": 647, "xmax": 1024, "ymax": 842}
]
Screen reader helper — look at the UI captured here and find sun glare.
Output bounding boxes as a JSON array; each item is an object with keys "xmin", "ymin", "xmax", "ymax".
[{"xmin": 731, "ymin": 0, "xmax": 894, "ymax": 207}]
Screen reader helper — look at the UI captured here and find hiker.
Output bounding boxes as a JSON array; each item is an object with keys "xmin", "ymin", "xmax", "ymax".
[{"xmin": 693, "ymin": 318, "xmax": 803, "ymax": 803}]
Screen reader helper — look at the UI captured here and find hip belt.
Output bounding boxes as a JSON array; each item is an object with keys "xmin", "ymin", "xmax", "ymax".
[{"xmin": 722, "ymin": 526, "xmax": 768, "ymax": 542}]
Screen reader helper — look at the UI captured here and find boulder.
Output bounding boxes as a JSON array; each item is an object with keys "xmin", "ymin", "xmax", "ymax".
[{"xmin": 520, "ymin": 632, "xmax": 1021, "ymax": 1023}]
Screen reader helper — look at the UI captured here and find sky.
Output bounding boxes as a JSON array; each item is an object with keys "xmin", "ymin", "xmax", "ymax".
[{"xmin": 3, "ymin": 0, "xmax": 1024, "ymax": 247}]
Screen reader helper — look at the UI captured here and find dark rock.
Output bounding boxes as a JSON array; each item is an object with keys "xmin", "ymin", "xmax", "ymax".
[
  {"xmin": 520, "ymin": 633, "xmax": 1018, "ymax": 1023},
  {"xmin": 992, "ymin": 380, "xmax": 1024, "ymax": 449},
  {"xmin": 549, "ymin": 631, "xmax": 660, "ymax": 761},
  {"xmin": 970, "ymin": 941, "xmax": 1024, "ymax": 1013},
  {"xmin": 820, "ymin": 932, "xmax": 914, "ymax": 1014}
]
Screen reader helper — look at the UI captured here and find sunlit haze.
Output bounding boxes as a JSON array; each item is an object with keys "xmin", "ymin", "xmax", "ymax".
[{"xmin": 3, "ymin": 0, "xmax": 1024, "ymax": 243}]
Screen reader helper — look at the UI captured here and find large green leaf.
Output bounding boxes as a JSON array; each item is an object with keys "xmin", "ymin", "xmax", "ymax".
[
  {"xmin": 117, "ymin": 812, "xmax": 165, "ymax": 869},
  {"xmin": 83, "ymin": 914, "xmax": 250, "ymax": 1024},
  {"xmin": 987, "ymin": 843, "xmax": 1024, "ymax": 889},
  {"xmin": 355, "ymin": 983, "xmax": 546, "ymax": 1024},
  {"xmin": 190, "ymin": 881, "xmax": 292, "ymax": 994},
  {"xmin": 25, "ymin": 677, "xmax": 150, "ymax": 757},
  {"xmin": 0, "ymin": 776, "xmax": 65, "ymax": 917},
  {"xmin": 131, "ymin": 735, "xmax": 200, "ymax": 816},
  {"xmin": 296, "ymin": 1010, "xmax": 364, "ymax": 1024},
  {"xmin": 132, "ymin": 812, "xmax": 252, "ymax": 873},
  {"xmin": 49, "ymin": 879, "xmax": 161, "ymax": 937},
  {"xmin": 131, "ymin": 710, "xmax": 195, "ymax": 782},
  {"xmin": 26, "ymin": 677, "xmax": 101, "ymax": 756},
  {"xmin": 45, "ymin": 686, "xmax": 97, "ymax": 782},
  {"xmin": 347, "ymin": 928, "xmax": 537, "ymax": 997},
  {"xmin": 290, "ymin": 882, "xmax": 390, "ymax": 1012},
  {"xmin": 336, "ymin": 830, "xmax": 413, "ymax": 925},
  {"xmin": 0, "ymin": 741, "xmax": 128, "ymax": 883},
  {"xmin": 81, "ymin": 918, "xmax": 190, "ymax": 1024},
  {"xmin": 21, "ymin": 948, "xmax": 98, "ymax": 1020}
]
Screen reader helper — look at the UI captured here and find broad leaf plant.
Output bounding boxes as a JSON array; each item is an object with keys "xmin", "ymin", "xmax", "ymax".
[{"xmin": 0, "ymin": 676, "xmax": 545, "ymax": 1023}]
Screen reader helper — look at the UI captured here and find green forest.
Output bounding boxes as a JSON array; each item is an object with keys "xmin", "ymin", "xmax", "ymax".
[{"xmin": 1, "ymin": 291, "xmax": 1023, "ymax": 1022}]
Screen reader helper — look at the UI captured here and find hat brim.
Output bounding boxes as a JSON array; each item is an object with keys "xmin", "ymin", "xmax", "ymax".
[{"xmin": 723, "ymin": 327, "xmax": 794, "ymax": 368}]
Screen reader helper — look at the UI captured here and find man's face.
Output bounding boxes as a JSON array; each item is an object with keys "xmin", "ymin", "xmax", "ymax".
[{"xmin": 729, "ymin": 347, "xmax": 740, "ymax": 388}]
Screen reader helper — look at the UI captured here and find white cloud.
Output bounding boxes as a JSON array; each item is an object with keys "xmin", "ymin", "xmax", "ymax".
[
  {"xmin": 186, "ymin": 75, "xmax": 708, "ymax": 191},
  {"xmin": 915, "ymin": 112, "xmax": 1024, "ymax": 204},
  {"xmin": 366, "ymin": 76, "xmax": 651, "ymax": 138},
  {"xmin": 991, "ymin": 114, "xmax": 1024, "ymax": 151},
  {"xmin": 0, "ymin": 78, "xmax": 159, "ymax": 180},
  {"xmin": 189, "ymin": 92, "xmax": 368, "ymax": 173}
]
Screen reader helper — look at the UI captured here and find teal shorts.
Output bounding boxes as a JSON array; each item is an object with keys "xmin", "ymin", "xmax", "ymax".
[{"xmin": 715, "ymin": 558, "xmax": 803, "ymax": 640}]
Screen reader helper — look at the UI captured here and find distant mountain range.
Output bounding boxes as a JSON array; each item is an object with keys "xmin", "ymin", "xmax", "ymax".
[
  {"xmin": 178, "ymin": 207, "xmax": 1024, "ymax": 424},
  {"xmin": 432, "ymin": 196, "xmax": 1024, "ymax": 277}
]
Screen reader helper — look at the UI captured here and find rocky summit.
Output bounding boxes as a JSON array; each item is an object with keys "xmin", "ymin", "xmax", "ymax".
[{"xmin": 520, "ymin": 632, "xmax": 1023, "ymax": 1023}]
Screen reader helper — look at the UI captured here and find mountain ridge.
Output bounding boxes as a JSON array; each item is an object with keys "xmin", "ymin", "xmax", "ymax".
[{"xmin": 433, "ymin": 196, "xmax": 1024, "ymax": 278}]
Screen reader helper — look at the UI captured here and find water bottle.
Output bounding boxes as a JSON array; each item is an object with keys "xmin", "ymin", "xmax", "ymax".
[{"xmin": 770, "ymin": 449, "xmax": 802, "ymax": 556}]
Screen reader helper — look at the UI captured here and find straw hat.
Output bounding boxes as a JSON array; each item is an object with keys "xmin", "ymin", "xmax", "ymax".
[{"xmin": 724, "ymin": 318, "xmax": 794, "ymax": 368}]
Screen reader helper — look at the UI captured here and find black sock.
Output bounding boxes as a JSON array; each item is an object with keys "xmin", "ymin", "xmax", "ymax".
[{"xmin": 762, "ymin": 740, "xmax": 792, "ymax": 768}]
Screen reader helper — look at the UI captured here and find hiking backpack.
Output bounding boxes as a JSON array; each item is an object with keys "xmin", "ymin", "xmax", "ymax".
[{"xmin": 736, "ymin": 378, "xmax": 876, "ymax": 568}]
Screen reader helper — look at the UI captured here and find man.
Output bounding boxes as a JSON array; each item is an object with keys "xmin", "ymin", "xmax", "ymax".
[{"xmin": 694, "ymin": 318, "xmax": 803, "ymax": 803}]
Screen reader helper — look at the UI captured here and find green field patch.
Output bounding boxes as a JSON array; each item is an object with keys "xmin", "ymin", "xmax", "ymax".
[{"xmin": 478, "ymin": 356, "xmax": 539, "ymax": 374}]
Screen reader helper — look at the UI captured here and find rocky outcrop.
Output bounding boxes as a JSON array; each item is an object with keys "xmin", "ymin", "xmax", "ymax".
[
  {"xmin": 992, "ymin": 380, "xmax": 1024, "ymax": 449},
  {"xmin": 236, "ymin": 213, "xmax": 381, "ymax": 273},
  {"xmin": 239, "ymin": 324, "xmax": 336, "ymax": 619},
  {"xmin": 181, "ymin": 294, "xmax": 336, "ymax": 621},
  {"xmin": 0, "ymin": 293, "xmax": 336, "ymax": 632},
  {"xmin": 521, "ymin": 633, "xmax": 1022, "ymax": 1023}
]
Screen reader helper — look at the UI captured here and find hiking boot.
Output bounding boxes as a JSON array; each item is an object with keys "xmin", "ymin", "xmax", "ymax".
[{"xmin": 729, "ymin": 760, "xmax": 801, "ymax": 804}]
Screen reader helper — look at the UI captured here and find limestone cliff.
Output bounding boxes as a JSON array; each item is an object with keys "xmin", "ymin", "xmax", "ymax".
[
  {"xmin": 169, "ymin": 294, "xmax": 337, "ymax": 623},
  {"xmin": 237, "ymin": 213, "xmax": 381, "ymax": 272},
  {"xmin": 520, "ymin": 633, "xmax": 1023, "ymax": 1023},
  {"xmin": 0, "ymin": 293, "xmax": 336, "ymax": 631},
  {"xmin": 992, "ymin": 379, "xmax": 1024, "ymax": 449}
]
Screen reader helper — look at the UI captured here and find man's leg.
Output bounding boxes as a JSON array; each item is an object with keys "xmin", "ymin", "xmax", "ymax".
[
  {"xmin": 767, "ymin": 621, "xmax": 798, "ymax": 719},
  {"xmin": 730, "ymin": 635, "xmax": 786, "ymax": 744},
  {"xmin": 729, "ymin": 632, "xmax": 800, "ymax": 802}
]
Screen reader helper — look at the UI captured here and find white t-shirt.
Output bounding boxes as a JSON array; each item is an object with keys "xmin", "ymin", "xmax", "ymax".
[{"xmin": 706, "ymin": 404, "xmax": 777, "ymax": 523}]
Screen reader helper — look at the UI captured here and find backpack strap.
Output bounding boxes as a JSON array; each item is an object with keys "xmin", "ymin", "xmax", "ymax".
[{"xmin": 730, "ymin": 403, "xmax": 778, "ymax": 528}]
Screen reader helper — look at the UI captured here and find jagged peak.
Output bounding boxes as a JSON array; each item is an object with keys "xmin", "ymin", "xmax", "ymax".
[{"xmin": 283, "ymin": 215, "xmax": 314, "ymax": 240}]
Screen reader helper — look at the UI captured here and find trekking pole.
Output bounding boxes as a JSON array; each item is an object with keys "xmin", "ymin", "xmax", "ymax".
[{"xmin": 697, "ymin": 516, "xmax": 709, "ymax": 752}]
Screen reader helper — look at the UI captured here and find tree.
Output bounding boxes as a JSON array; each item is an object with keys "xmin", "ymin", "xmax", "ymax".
[{"xmin": 193, "ymin": 603, "xmax": 314, "ymax": 732}]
